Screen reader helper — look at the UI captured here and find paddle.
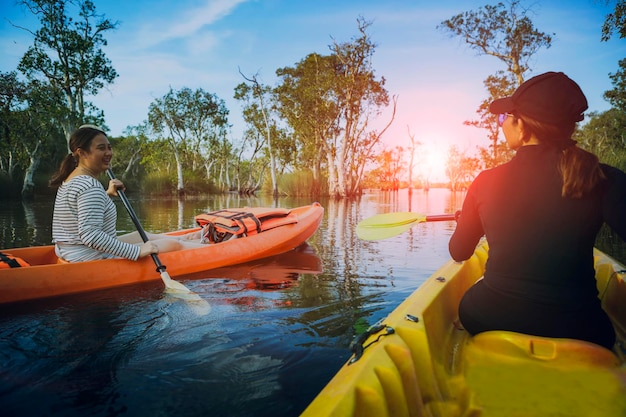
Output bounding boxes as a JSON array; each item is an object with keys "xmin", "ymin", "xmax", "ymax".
[
  {"xmin": 356, "ymin": 212, "xmax": 456, "ymax": 240},
  {"xmin": 106, "ymin": 168, "xmax": 199, "ymax": 296}
]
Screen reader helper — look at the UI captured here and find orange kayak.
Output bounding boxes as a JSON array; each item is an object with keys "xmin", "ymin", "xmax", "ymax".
[{"xmin": 0, "ymin": 203, "xmax": 323, "ymax": 304}]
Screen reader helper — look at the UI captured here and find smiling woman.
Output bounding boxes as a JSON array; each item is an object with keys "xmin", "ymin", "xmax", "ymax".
[{"xmin": 49, "ymin": 125, "xmax": 185, "ymax": 264}]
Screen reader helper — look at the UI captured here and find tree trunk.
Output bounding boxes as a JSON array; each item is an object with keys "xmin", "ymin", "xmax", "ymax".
[
  {"xmin": 171, "ymin": 140, "xmax": 185, "ymax": 194},
  {"xmin": 21, "ymin": 143, "xmax": 41, "ymax": 200},
  {"xmin": 326, "ymin": 148, "xmax": 342, "ymax": 198}
]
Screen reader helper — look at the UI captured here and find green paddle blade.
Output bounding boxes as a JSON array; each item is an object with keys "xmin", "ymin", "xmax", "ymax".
[{"xmin": 356, "ymin": 212, "xmax": 426, "ymax": 240}]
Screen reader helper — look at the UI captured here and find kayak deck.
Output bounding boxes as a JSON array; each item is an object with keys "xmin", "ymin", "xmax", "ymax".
[{"xmin": 301, "ymin": 241, "xmax": 626, "ymax": 417}]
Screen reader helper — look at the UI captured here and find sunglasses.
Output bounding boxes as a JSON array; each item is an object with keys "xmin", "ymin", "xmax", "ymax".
[{"xmin": 498, "ymin": 113, "xmax": 515, "ymax": 127}]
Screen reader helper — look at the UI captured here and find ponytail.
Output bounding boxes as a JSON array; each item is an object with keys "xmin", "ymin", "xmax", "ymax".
[
  {"xmin": 559, "ymin": 147, "xmax": 606, "ymax": 198},
  {"xmin": 519, "ymin": 115, "xmax": 605, "ymax": 198},
  {"xmin": 49, "ymin": 126, "xmax": 105, "ymax": 188},
  {"xmin": 49, "ymin": 154, "xmax": 77, "ymax": 188}
]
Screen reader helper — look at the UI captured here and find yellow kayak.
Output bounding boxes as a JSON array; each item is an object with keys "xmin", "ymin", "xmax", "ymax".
[{"xmin": 302, "ymin": 241, "xmax": 626, "ymax": 417}]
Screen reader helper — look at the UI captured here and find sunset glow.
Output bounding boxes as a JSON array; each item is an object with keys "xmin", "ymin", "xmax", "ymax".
[{"xmin": 420, "ymin": 143, "xmax": 449, "ymax": 183}]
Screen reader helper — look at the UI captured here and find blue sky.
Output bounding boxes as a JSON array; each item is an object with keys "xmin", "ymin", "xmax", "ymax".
[{"xmin": 1, "ymin": 0, "xmax": 624, "ymax": 179}]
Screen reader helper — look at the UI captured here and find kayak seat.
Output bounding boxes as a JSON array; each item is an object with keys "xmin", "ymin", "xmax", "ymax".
[
  {"xmin": 462, "ymin": 330, "xmax": 626, "ymax": 416},
  {"xmin": 465, "ymin": 330, "xmax": 620, "ymax": 367}
]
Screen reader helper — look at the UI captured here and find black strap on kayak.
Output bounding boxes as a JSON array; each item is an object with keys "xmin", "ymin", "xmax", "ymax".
[
  {"xmin": 0, "ymin": 252, "xmax": 22, "ymax": 268},
  {"xmin": 349, "ymin": 322, "xmax": 395, "ymax": 364}
]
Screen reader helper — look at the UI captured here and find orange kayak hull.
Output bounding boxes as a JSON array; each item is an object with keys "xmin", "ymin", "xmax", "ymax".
[{"xmin": 0, "ymin": 203, "xmax": 323, "ymax": 304}]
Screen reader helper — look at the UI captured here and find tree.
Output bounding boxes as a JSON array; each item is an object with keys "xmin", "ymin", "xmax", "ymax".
[
  {"xmin": 376, "ymin": 146, "xmax": 404, "ymax": 190},
  {"xmin": 276, "ymin": 18, "xmax": 395, "ymax": 198},
  {"xmin": 107, "ymin": 123, "xmax": 151, "ymax": 189},
  {"xmin": 601, "ymin": 0, "xmax": 626, "ymax": 41},
  {"xmin": 0, "ymin": 73, "xmax": 65, "ymax": 198},
  {"xmin": 575, "ymin": 109, "xmax": 626, "ymax": 172},
  {"xmin": 604, "ymin": 58, "xmax": 626, "ymax": 111},
  {"xmin": 233, "ymin": 128, "xmax": 267, "ymax": 194},
  {"xmin": 275, "ymin": 52, "xmax": 340, "ymax": 196},
  {"xmin": 445, "ymin": 145, "xmax": 480, "ymax": 191},
  {"xmin": 234, "ymin": 71, "xmax": 282, "ymax": 196},
  {"xmin": 0, "ymin": 72, "xmax": 28, "ymax": 183},
  {"xmin": 439, "ymin": 0, "xmax": 552, "ymax": 85},
  {"xmin": 20, "ymin": 80, "xmax": 66, "ymax": 197},
  {"xmin": 148, "ymin": 87, "xmax": 229, "ymax": 195},
  {"xmin": 466, "ymin": 72, "xmax": 517, "ymax": 168},
  {"xmin": 211, "ymin": 137, "xmax": 235, "ymax": 192},
  {"xmin": 15, "ymin": 0, "xmax": 118, "ymax": 148},
  {"xmin": 406, "ymin": 126, "xmax": 422, "ymax": 193},
  {"xmin": 439, "ymin": 1, "xmax": 552, "ymax": 168},
  {"xmin": 328, "ymin": 17, "xmax": 396, "ymax": 197}
]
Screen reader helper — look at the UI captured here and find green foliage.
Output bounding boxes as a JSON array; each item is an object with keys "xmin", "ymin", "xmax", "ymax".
[
  {"xmin": 275, "ymin": 52, "xmax": 340, "ymax": 174},
  {"xmin": 181, "ymin": 169, "xmax": 216, "ymax": 194},
  {"xmin": 141, "ymin": 170, "xmax": 175, "ymax": 196},
  {"xmin": 445, "ymin": 146, "xmax": 481, "ymax": 191},
  {"xmin": 17, "ymin": 0, "xmax": 117, "ymax": 138},
  {"xmin": 465, "ymin": 72, "xmax": 517, "ymax": 169},
  {"xmin": 108, "ymin": 133, "xmax": 147, "ymax": 188},
  {"xmin": 604, "ymin": 58, "xmax": 626, "ymax": 111},
  {"xmin": 575, "ymin": 108, "xmax": 626, "ymax": 171},
  {"xmin": 438, "ymin": 0, "xmax": 553, "ymax": 85},
  {"xmin": 368, "ymin": 147, "xmax": 405, "ymax": 190},
  {"xmin": 477, "ymin": 139, "xmax": 515, "ymax": 170},
  {"xmin": 601, "ymin": 0, "xmax": 626, "ymax": 41},
  {"xmin": 274, "ymin": 17, "xmax": 393, "ymax": 197},
  {"xmin": 0, "ymin": 72, "xmax": 28, "ymax": 179},
  {"xmin": 439, "ymin": 1, "xmax": 552, "ymax": 174},
  {"xmin": 234, "ymin": 75, "xmax": 289, "ymax": 195},
  {"xmin": 0, "ymin": 172, "xmax": 21, "ymax": 198},
  {"xmin": 0, "ymin": 73, "xmax": 66, "ymax": 198},
  {"xmin": 277, "ymin": 171, "xmax": 328, "ymax": 196},
  {"xmin": 148, "ymin": 86, "xmax": 229, "ymax": 193}
]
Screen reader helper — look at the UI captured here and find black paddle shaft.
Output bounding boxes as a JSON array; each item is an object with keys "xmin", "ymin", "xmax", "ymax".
[{"xmin": 106, "ymin": 168, "xmax": 166, "ymax": 273}]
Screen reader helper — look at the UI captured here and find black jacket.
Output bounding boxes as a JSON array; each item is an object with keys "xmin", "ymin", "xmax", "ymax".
[{"xmin": 449, "ymin": 144, "xmax": 626, "ymax": 307}]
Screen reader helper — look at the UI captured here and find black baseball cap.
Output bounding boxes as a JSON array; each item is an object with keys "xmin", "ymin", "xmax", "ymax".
[{"xmin": 489, "ymin": 72, "xmax": 588, "ymax": 125}]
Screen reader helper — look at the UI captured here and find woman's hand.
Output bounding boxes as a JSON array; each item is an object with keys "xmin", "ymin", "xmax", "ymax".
[
  {"xmin": 138, "ymin": 241, "xmax": 159, "ymax": 258},
  {"xmin": 106, "ymin": 179, "xmax": 125, "ymax": 197}
]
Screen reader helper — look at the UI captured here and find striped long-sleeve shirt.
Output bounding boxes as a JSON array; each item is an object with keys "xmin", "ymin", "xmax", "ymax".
[{"xmin": 52, "ymin": 175, "xmax": 141, "ymax": 262}]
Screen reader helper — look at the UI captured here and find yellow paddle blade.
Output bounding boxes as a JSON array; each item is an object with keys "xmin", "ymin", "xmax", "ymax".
[
  {"xmin": 356, "ymin": 212, "xmax": 426, "ymax": 240},
  {"xmin": 356, "ymin": 212, "xmax": 457, "ymax": 240}
]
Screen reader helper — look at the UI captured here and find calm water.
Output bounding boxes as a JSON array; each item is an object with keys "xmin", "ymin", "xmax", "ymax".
[{"xmin": 0, "ymin": 188, "xmax": 624, "ymax": 417}]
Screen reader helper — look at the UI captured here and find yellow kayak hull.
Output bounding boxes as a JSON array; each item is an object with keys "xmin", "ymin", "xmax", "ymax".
[{"xmin": 302, "ymin": 241, "xmax": 626, "ymax": 417}]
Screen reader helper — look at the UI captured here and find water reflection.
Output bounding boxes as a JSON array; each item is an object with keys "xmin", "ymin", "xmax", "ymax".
[
  {"xmin": 178, "ymin": 243, "xmax": 323, "ymax": 311},
  {"xmin": 0, "ymin": 199, "xmax": 54, "ymax": 248}
]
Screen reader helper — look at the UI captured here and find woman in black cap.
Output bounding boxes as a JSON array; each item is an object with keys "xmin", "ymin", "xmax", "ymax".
[{"xmin": 449, "ymin": 72, "xmax": 626, "ymax": 349}]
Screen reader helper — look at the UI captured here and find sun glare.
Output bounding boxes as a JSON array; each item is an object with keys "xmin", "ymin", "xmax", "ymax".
[
  {"xmin": 420, "ymin": 143, "xmax": 448, "ymax": 183},
  {"xmin": 382, "ymin": 133, "xmax": 451, "ymax": 186}
]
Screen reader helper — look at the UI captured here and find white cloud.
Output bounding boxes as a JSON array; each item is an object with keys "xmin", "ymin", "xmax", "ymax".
[{"xmin": 135, "ymin": 0, "xmax": 250, "ymax": 48}]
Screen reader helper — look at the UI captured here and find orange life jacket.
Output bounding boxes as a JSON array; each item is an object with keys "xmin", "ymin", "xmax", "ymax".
[
  {"xmin": 0, "ymin": 251, "xmax": 30, "ymax": 268},
  {"xmin": 194, "ymin": 207, "xmax": 298, "ymax": 243}
]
